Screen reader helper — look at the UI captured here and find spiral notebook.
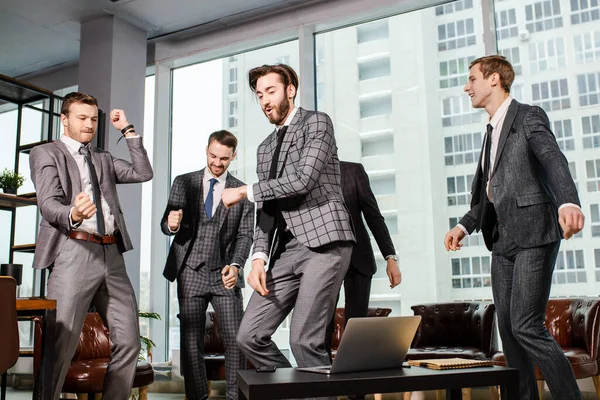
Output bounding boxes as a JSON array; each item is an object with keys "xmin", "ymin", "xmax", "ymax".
[{"xmin": 408, "ymin": 358, "xmax": 493, "ymax": 370}]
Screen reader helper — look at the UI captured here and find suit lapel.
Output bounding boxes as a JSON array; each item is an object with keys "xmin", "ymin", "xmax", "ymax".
[
  {"xmin": 217, "ymin": 174, "xmax": 233, "ymax": 232},
  {"xmin": 491, "ymin": 100, "xmax": 519, "ymax": 176},
  {"xmin": 276, "ymin": 107, "xmax": 303, "ymax": 177},
  {"xmin": 196, "ymin": 169, "xmax": 205, "ymax": 225},
  {"xmin": 55, "ymin": 140, "xmax": 82, "ymax": 196}
]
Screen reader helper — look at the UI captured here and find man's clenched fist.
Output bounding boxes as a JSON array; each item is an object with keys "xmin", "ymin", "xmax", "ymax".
[
  {"xmin": 168, "ymin": 209, "xmax": 183, "ymax": 231},
  {"xmin": 72, "ymin": 192, "xmax": 97, "ymax": 222}
]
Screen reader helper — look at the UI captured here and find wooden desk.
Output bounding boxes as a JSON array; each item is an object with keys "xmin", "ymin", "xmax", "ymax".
[
  {"xmin": 16, "ymin": 298, "xmax": 56, "ymax": 400},
  {"xmin": 238, "ymin": 365, "xmax": 519, "ymax": 399}
]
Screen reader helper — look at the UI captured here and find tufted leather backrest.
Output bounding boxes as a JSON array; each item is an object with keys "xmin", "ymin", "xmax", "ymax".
[
  {"xmin": 204, "ymin": 311, "xmax": 225, "ymax": 354},
  {"xmin": 410, "ymin": 302, "xmax": 497, "ymax": 357},
  {"xmin": 330, "ymin": 307, "xmax": 392, "ymax": 351},
  {"xmin": 72, "ymin": 313, "xmax": 112, "ymax": 361},
  {"xmin": 0, "ymin": 277, "xmax": 19, "ymax": 374},
  {"xmin": 544, "ymin": 298, "xmax": 600, "ymax": 360}
]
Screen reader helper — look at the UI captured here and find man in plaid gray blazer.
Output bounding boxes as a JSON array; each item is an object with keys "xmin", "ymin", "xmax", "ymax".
[
  {"xmin": 222, "ymin": 65, "xmax": 355, "ymax": 390},
  {"xmin": 161, "ymin": 130, "xmax": 253, "ymax": 400}
]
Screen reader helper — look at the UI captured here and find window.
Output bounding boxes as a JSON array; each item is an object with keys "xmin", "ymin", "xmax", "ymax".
[
  {"xmin": 569, "ymin": 161, "xmax": 579, "ymax": 191},
  {"xmin": 441, "ymin": 95, "xmax": 482, "ymax": 126},
  {"xmin": 591, "ymin": 204, "xmax": 600, "ymax": 236},
  {"xmin": 553, "ymin": 119, "xmax": 574, "ymax": 151},
  {"xmin": 531, "ymin": 79, "xmax": 570, "ymax": 111},
  {"xmin": 583, "ymin": 114, "xmax": 600, "ymax": 148},
  {"xmin": 275, "ymin": 55, "xmax": 290, "ymax": 65},
  {"xmin": 358, "ymin": 57, "xmax": 391, "ymax": 81},
  {"xmin": 359, "ymin": 93, "xmax": 392, "ymax": 118},
  {"xmin": 451, "ymin": 256, "xmax": 492, "ymax": 289},
  {"xmin": 437, "ymin": 18, "xmax": 476, "ymax": 52},
  {"xmin": 570, "ymin": 0, "xmax": 600, "ymax": 25},
  {"xmin": 595, "ymin": 249, "xmax": 600, "ymax": 281},
  {"xmin": 228, "ymin": 66, "xmax": 238, "ymax": 95},
  {"xmin": 439, "ymin": 56, "xmax": 475, "ymax": 88},
  {"xmin": 529, "ymin": 38, "xmax": 566, "ymax": 74},
  {"xmin": 577, "ymin": 72, "xmax": 600, "ymax": 107},
  {"xmin": 435, "ymin": 0, "xmax": 473, "ymax": 15},
  {"xmin": 573, "ymin": 30, "xmax": 600, "ymax": 64},
  {"xmin": 362, "ymin": 136, "xmax": 394, "ymax": 157},
  {"xmin": 357, "ymin": 20, "xmax": 389, "ymax": 43},
  {"xmin": 444, "ymin": 132, "xmax": 482, "ymax": 166},
  {"xmin": 525, "ymin": 0, "xmax": 563, "ymax": 33},
  {"xmin": 449, "ymin": 217, "xmax": 484, "ymax": 247},
  {"xmin": 496, "ymin": 9, "xmax": 518, "ymax": 39},
  {"xmin": 499, "ymin": 47, "xmax": 522, "ymax": 75},
  {"xmin": 228, "ymin": 100, "xmax": 238, "ymax": 128},
  {"xmin": 553, "ymin": 250, "xmax": 586, "ymax": 284},
  {"xmin": 370, "ymin": 175, "xmax": 396, "ymax": 196},
  {"xmin": 586, "ymin": 158, "xmax": 600, "ymax": 192},
  {"xmin": 447, "ymin": 174, "xmax": 474, "ymax": 206}
]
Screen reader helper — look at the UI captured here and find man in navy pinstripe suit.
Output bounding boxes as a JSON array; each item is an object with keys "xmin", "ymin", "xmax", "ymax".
[{"xmin": 161, "ymin": 130, "xmax": 254, "ymax": 400}]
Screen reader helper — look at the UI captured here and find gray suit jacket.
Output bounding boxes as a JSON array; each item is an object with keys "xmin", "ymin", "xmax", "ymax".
[
  {"xmin": 29, "ymin": 137, "xmax": 153, "ymax": 269},
  {"xmin": 459, "ymin": 100, "xmax": 580, "ymax": 250},
  {"xmin": 252, "ymin": 107, "xmax": 355, "ymax": 256},
  {"xmin": 161, "ymin": 169, "xmax": 254, "ymax": 284}
]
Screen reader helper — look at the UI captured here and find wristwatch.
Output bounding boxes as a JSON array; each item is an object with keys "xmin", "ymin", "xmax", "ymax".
[{"xmin": 385, "ymin": 255, "xmax": 398, "ymax": 261}]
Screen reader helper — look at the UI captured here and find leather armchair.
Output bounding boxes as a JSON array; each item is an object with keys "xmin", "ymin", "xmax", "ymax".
[
  {"xmin": 0, "ymin": 277, "xmax": 19, "ymax": 400},
  {"xmin": 492, "ymin": 297, "xmax": 600, "ymax": 399}
]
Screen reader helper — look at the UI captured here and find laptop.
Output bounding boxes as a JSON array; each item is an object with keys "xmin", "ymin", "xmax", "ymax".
[{"xmin": 297, "ymin": 315, "xmax": 421, "ymax": 374}]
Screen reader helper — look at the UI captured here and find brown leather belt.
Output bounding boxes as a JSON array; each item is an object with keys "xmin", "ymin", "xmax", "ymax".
[{"xmin": 68, "ymin": 231, "xmax": 117, "ymax": 245}]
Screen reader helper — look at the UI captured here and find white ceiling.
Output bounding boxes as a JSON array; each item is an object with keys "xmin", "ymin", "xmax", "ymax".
[{"xmin": 0, "ymin": 0, "xmax": 317, "ymax": 78}]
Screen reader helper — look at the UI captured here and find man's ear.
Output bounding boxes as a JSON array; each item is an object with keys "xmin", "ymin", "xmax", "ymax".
[
  {"xmin": 287, "ymin": 84, "xmax": 297, "ymax": 101},
  {"xmin": 60, "ymin": 113, "xmax": 68, "ymax": 128}
]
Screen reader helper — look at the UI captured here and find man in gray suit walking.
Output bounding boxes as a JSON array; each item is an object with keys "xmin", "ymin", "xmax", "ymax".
[
  {"xmin": 444, "ymin": 56, "xmax": 584, "ymax": 400},
  {"xmin": 161, "ymin": 130, "xmax": 253, "ymax": 400},
  {"xmin": 222, "ymin": 64, "xmax": 355, "ymax": 388},
  {"xmin": 29, "ymin": 92, "xmax": 153, "ymax": 400}
]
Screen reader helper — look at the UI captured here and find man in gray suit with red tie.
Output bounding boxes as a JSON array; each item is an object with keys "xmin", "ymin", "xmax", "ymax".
[
  {"xmin": 29, "ymin": 92, "xmax": 153, "ymax": 400},
  {"xmin": 222, "ymin": 64, "xmax": 355, "ymax": 387},
  {"xmin": 444, "ymin": 56, "xmax": 584, "ymax": 400},
  {"xmin": 161, "ymin": 130, "xmax": 253, "ymax": 400}
]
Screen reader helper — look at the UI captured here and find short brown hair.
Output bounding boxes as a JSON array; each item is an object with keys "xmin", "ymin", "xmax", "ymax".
[
  {"xmin": 248, "ymin": 64, "xmax": 299, "ymax": 101},
  {"xmin": 60, "ymin": 92, "xmax": 98, "ymax": 116},
  {"xmin": 208, "ymin": 130, "xmax": 238, "ymax": 152},
  {"xmin": 470, "ymin": 55, "xmax": 515, "ymax": 93}
]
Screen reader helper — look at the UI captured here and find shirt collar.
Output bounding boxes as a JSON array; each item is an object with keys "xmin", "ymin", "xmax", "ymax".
[
  {"xmin": 276, "ymin": 106, "xmax": 298, "ymax": 131},
  {"xmin": 204, "ymin": 167, "xmax": 228, "ymax": 186},
  {"xmin": 489, "ymin": 96, "xmax": 513, "ymax": 130},
  {"xmin": 60, "ymin": 135, "xmax": 86, "ymax": 154}
]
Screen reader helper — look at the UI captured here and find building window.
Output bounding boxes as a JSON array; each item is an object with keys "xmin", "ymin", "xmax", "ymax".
[
  {"xmin": 591, "ymin": 204, "xmax": 600, "ymax": 236},
  {"xmin": 385, "ymin": 216, "xmax": 398, "ymax": 235},
  {"xmin": 275, "ymin": 55, "xmax": 290, "ymax": 65},
  {"xmin": 228, "ymin": 100, "xmax": 237, "ymax": 128},
  {"xmin": 362, "ymin": 136, "xmax": 394, "ymax": 157},
  {"xmin": 447, "ymin": 174, "xmax": 474, "ymax": 206},
  {"xmin": 437, "ymin": 18, "xmax": 476, "ymax": 52},
  {"xmin": 228, "ymin": 66, "xmax": 238, "ymax": 95},
  {"xmin": 441, "ymin": 95, "xmax": 482, "ymax": 127},
  {"xmin": 570, "ymin": 0, "xmax": 600, "ymax": 25},
  {"xmin": 577, "ymin": 72, "xmax": 600, "ymax": 107},
  {"xmin": 529, "ymin": 38, "xmax": 567, "ymax": 74},
  {"xmin": 531, "ymin": 79, "xmax": 570, "ymax": 111},
  {"xmin": 370, "ymin": 175, "xmax": 396, "ymax": 196},
  {"xmin": 499, "ymin": 47, "xmax": 522, "ymax": 75},
  {"xmin": 359, "ymin": 93, "xmax": 392, "ymax": 118},
  {"xmin": 439, "ymin": 56, "xmax": 475, "ymax": 88},
  {"xmin": 435, "ymin": 0, "xmax": 473, "ymax": 15},
  {"xmin": 595, "ymin": 249, "xmax": 600, "ymax": 281},
  {"xmin": 451, "ymin": 256, "xmax": 491, "ymax": 289},
  {"xmin": 358, "ymin": 57, "xmax": 391, "ymax": 81},
  {"xmin": 449, "ymin": 217, "xmax": 484, "ymax": 246},
  {"xmin": 583, "ymin": 114, "xmax": 600, "ymax": 148},
  {"xmin": 553, "ymin": 119, "xmax": 574, "ymax": 151},
  {"xmin": 569, "ymin": 161, "xmax": 579, "ymax": 191},
  {"xmin": 357, "ymin": 20, "xmax": 389, "ymax": 44},
  {"xmin": 525, "ymin": 0, "xmax": 563, "ymax": 33},
  {"xmin": 586, "ymin": 158, "xmax": 600, "ymax": 192},
  {"xmin": 496, "ymin": 9, "xmax": 518, "ymax": 40},
  {"xmin": 573, "ymin": 30, "xmax": 600, "ymax": 64},
  {"xmin": 553, "ymin": 250, "xmax": 586, "ymax": 284},
  {"xmin": 444, "ymin": 132, "xmax": 482, "ymax": 166}
]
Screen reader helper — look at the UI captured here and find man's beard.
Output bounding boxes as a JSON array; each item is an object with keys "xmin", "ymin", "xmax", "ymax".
[{"xmin": 267, "ymin": 99, "xmax": 290, "ymax": 125}]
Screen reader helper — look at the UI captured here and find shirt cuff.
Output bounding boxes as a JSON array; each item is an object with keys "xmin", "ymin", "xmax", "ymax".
[
  {"xmin": 252, "ymin": 252, "xmax": 268, "ymax": 264},
  {"xmin": 69, "ymin": 207, "xmax": 83, "ymax": 229},
  {"xmin": 246, "ymin": 184, "xmax": 256, "ymax": 203},
  {"xmin": 456, "ymin": 223, "xmax": 469, "ymax": 235},
  {"xmin": 558, "ymin": 203, "xmax": 581, "ymax": 212},
  {"xmin": 126, "ymin": 135, "xmax": 140, "ymax": 139},
  {"xmin": 230, "ymin": 263, "xmax": 241, "ymax": 269},
  {"xmin": 168, "ymin": 225, "xmax": 180, "ymax": 234}
]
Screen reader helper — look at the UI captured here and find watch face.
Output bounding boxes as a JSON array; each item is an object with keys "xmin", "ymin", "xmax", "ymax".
[{"xmin": 387, "ymin": 255, "xmax": 398, "ymax": 261}]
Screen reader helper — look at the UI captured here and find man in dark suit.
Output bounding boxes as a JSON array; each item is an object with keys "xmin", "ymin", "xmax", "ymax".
[
  {"xmin": 161, "ymin": 130, "xmax": 253, "ymax": 400},
  {"xmin": 327, "ymin": 161, "xmax": 401, "ymax": 339},
  {"xmin": 29, "ymin": 92, "xmax": 153, "ymax": 400},
  {"xmin": 444, "ymin": 55, "xmax": 584, "ymax": 400},
  {"xmin": 222, "ymin": 64, "xmax": 355, "ymax": 390}
]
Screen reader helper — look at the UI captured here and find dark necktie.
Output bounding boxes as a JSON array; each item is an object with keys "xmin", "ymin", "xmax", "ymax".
[
  {"xmin": 258, "ymin": 126, "xmax": 288, "ymax": 233},
  {"xmin": 205, "ymin": 178, "xmax": 218, "ymax": 219},
  {"xmin": 475, "ymin": 123, "xmax": 493, "ymax": 231},
  {"xmin": 79, "ymin": 145, "xmax": 105, "ymax": 235}
]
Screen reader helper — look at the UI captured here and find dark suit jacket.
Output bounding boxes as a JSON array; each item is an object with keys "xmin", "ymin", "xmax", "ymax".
[
  {"xmin": 459, "ymin": 100, "xmax": 580, "ymax": 250},
  {"xmin": 340, "ymin": 162, "xmax": 395, "ymax": 276},
  {"xmin": 29, "ymin": 137, "xmax": 153, "ymax": 269},
  {"xmin": 161, "ymin": 169, "xmax": 254, "ymax": 284}
]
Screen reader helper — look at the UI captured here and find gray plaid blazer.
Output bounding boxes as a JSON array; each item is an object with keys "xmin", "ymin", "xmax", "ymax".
[
  {"xmin": 252, "ymin": 107, "xmax": 355, "ymax": 256},
  {"xmin": 29, "ymin": 137, "xmax": 153, "ymax": 269},
  {"xmin": 161, "ymin": 169, "xmax": 254, "ymax": 284}
]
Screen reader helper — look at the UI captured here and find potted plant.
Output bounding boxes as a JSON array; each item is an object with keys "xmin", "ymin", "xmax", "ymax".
[{"xmin": 0, "ymin": 168, "xmax": 25, "ymax": 195}]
